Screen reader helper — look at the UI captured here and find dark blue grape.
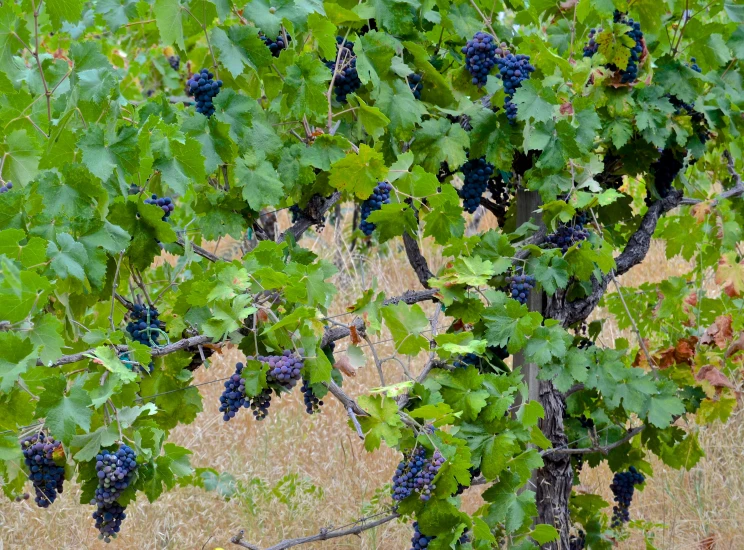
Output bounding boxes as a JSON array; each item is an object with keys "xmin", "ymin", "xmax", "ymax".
[
  {"xmin": 462, "ymin": 32, "xmax": 498, "ymax": 87},
  {"xmin": 544, "ymin": 215, "xmax": 590, "ymax": 254},
  {"xmin": 459, "ymin": 157, "xmax": 493, "ymax": 213},
  {"xmin": 506, "ymin": 272, "xmax": 536, "ymax": 305},
  {"xmin": 167, "ymin": 55, "xmax": 180, "ymax": 71},
  {"xmin": 90, "ymin": 444, "xmax": 138, "ymax": 507},
  {"xmin": 583, "ymin": 28, "xmax": 600, "ymax": 58},
  {"xmin": 688, "ymin": 57, "xmax": 702, "ymax": 73},
  {"xmin": 326, "ymin": 37, "xmax": 361, "ymax": 103},
  {"xmin": 260, "ymin": 349, "xmax": 305, "ymax": 390},
  {"xmin": 289, "ymin": 204, "xmax": 301, "ymax": 223},
  {"xmin": 219, "ymin": 362, "xmax": 248, "ymax": 421},
  {"xmin": 495, "ymin": 50, "xmax": 536, "ymax": 123},
  {"xmin": 408, "ymin": 73, "xmax": 423, "ymax": 99},
  {"xmin": 20, "ymin": 433, "xmax": 65, "ymax": 508},
  {"xmin": 249, "ymin": 388, "xmax": 273, "ymax": 420},
  {"xmin": 360, "ymin": 181, "xmax": 392, "ymax": 236},
  {"xmin": 392, "ymin": 447, "xmax": 445, "ymax": 502},
  {"xmin": 301, "ymin": 378, "xmax": 323, "ymax": 414},
  {"xmin": 610, "ymin": 466, "xmax": 645, "ymax": 528},
  {"xmin": 144, "ymin": 194, "xmax": 175, "ymax": 220},
  {"xmin": 93, "ymin": 501, "xmax": 127, "ymax": 543},
  {"xmin": 570, "ymin": 529, "xmax": 586, "ymax": 550},
  {"xmin": 186, "ymin": 68, "xmax": 223, "ymax": 117},
  {"xmin": 260, "ymin": 32, "xmax": 290, "ymax": 57},
  {"xmin": 0, "ymin": 181, "xmax": 13, "ymax": 193},
  {"xmin": 125, "ymin": 304, "xmax": 162, "ymax": 372}
]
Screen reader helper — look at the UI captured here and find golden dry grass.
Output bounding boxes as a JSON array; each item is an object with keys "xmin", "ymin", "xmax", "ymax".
[{"xmin": 1, "ymin": 210, "xmax": 743, "ymax": 549}]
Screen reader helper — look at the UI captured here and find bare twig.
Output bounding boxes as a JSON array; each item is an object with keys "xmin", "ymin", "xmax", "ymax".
[
  {"xmin": 543, "ymin": 425, "xmax": 645, "ymax": 456},
  {"xmin": 231, "ymin": 512, "xmax": 400, "ymax": 550}
]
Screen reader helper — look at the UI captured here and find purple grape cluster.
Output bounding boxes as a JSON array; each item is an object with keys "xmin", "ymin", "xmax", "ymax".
[
  {"xmin": 495, "ymin": 50, "xmax": 536, "ymax": 123},
  {"xmin": 392, "ymin": 447, "xmax": 445, "ymax": 502},
  {"xmin": 570, "ymin": 529, "xmax": 586, "ymax": 550},
  {"xmin": 410, "ymin": 522, "xmax": 469, "ymax": 550},
  {"xmin": 261, "ymin": 349, "xmax": 305, "ymax": 390},
  {"xmin": 408, "ymin": 73, "xmax": 423, "ymax": 99},
  {"xmin": 219, "ymin": 362, "xmax": 248, "ymax": 421},
  {"xmin": 0, "ymin": 181, "xmax": 12, "ymax": 193},
  {"xmin": 186, "ymin": 68, "xmax": 223, "ymax": 117},
  {"xmin": 301, "ymin": 378, "xmax": 323, "ymax": 414},
  {"xmin": 126, "ymin": 304, "xmax": 162, "ymax": 347},
  {"xmin": 167, "ymin": 55, "xmax": 180, "ymax": 71},
  {"xmin": 21, "ymin": 433, "xmax": 65, "ymax": 508},
  {"xmin": 92, "ymin": 445, "xmax": 138, "ymax": 506},
  {"xmin": 326, "ymin": 37, "xmax": 361, "ymax": 103},
  {"xmin": 506, "ymin": 272, "xmax": 536, "ymax": 305},
  {"xmin": 453, "ymin": 353, "xmax": 479, "ymax": 369},
  {"xmin": 583, "ymin": 28, "xmax": 601, "ymax": 57},
  {"xmin": 459, "ymin": 157, "xmax": 493, "ymax": 213},
  {"xmin": 610, "ymin": 466, "xmax": 645, "ymax": 527},
  {"xmin": 144, "ymin": 194, "xmax": 175, "ymax": 220},
  {"xmin": 612, "ymin": 11, "xmax": 644, "ymax": 83},
  {"xmin": 360, "ymin": 181, "xmax": 392, "ymax": 236},
  {"xmin": 545, "ymin": 217, "xmax": 590, "ymax": 254},
  {"xmin": 462, "ymin": 32, "xmax": 497, "ymax": 87},
  {"xmin": 260, "ymin": 32, "xmax": 290, "ymax": 57},
  {"xmin": 249, "ymin": 388, "xmax": 272, "ymax": 420},
  {"xmin": 93, "ymin": 501, "xmax": 128, "ymax": 543}
]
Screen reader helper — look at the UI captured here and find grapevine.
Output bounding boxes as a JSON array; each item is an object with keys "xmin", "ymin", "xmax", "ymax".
[
  {"xmin": 360, "ymin": 181, "xmax": 392, "ymax": 236},
  {"xmin": 186, "ymin": 68, "xmax": 223, "ymax": 117},
  {"xmin": 20, "ymin": 433, "xmax": 65, "ymax": 508}
]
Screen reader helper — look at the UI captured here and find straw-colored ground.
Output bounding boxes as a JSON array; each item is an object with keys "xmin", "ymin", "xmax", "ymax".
[{"xmin": 1, "ymin": 209, "xmax": 742, "ymax": 550}]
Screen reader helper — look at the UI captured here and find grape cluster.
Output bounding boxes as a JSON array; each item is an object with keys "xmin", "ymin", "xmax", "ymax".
[
  {"xmin": 92, "ymin": 445, "xmax": 138, "ymax": 506},
  {"xmin": 392, "ymin": 447, "xmax": 445, "ymax": 502},
  {"xmin": 649, "ymin": 148, "xmax": 684, "ymax": 200},
  {"xmin": 455, "ymin": 466, "xmax": 481, "ymax": 495},
  {"xmin": 489, "ymin": 172, "xmax": 512, "ymax": 223},
  {"xmin": 249, "ymin": 388, "xmax": 273, "ymax": 420},
  {"xmin": 219, "ymin": 362, "xmax": 248, "ymax": 421},
  {"xmin": 0, "ymin": 181, "xmax": 12, "ymax": 193},
  {"xmin": 93, "ymin": 501, "xmax": 127, "ymax": 543},
  {"xmin": 410, "ymin": 522, "xmax": 469, "ymax": 550},
  {"xmin": 21, "ymin": 433, "xmax": 65, "ymax": 508},
  {"xmin": 300, "ymin": 378, "xmax": 323, "ymax": 414},
  {"xmin": 462, "ymin": 32, "xmax": 497, "ymax": 87},
  {"xmin": 260, "ymin": 32, "xmax": 290, "ymax": 57},
  {"xmin": 688, "ymin": 57, "xmax": 702, "ymax": 73},
  {"xmin": 610, "ymin": 466, "xmax": 645, "ymax": 527},
  {"xmin": 144, "ymin": 194, "xmax": 175, "ymax": 220},
  {"xmin": 583, "ymin": 28, "xmax": 601, "ymax": 58},
  {"xmin": 167, "ymin": 55, "xmax": 180, "ymax": 71},
  {"xmin": 613, "ymin": 11, "xmax": 644, "ymax": 83},
  {"xmin": 408, "ymin": 73, "xmax": 423, "ymax": 99},
  {"xmin": 326, "ymin": 37, "xmax": 361, "ymax": 103},
  {"xmin": 459, "ymin": 157, "xmax": 493, "ymax": 213},
  {"xmin": 453, "ymin": 353, "xmax": 479, "ymax": 369},
  {"xmin": 569, "ymin": 529, "xmax": 586, "ymax": 550},
  {"xmin": 495, "ymin": 50, "xmax": 536, "ymax": 123},
  {"xmin": 126, "ymin": 305, "xmax": 162, "ymax": 347},
  {"xmin": 360, "ymin": 181, "xmax": 392, "ymax": 236},
  {"xmin": 261, "ymin": 349, "xmax": 305, "ymax": 390},
  {"xmin": 186, "ymin": 68, "xmax": 223, "ymax": 117},
  {"xmin": 289, "ymin": 204, "xmax": 301, "ymax": 223},
  {"xmin": 506, "ymin": 272, "xmax": 536, "ymax": 305},
  {"xmin": 544, "ymin": 218, "xmax": 590, "ymax": 254}
]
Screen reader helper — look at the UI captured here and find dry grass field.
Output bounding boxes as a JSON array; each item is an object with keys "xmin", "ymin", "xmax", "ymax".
[{"xmin": 1, "ymin": 208, "xmax": 742, "ymax": 550}]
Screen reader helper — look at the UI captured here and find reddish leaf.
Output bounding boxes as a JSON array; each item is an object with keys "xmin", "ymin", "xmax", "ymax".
[
  {"xmin": 696, "ymin": 365, "xmax": 736, "ymax": 391},
  {"xmin": 715, "ymin": 253, "xmax": 744, "ymax": 298},
  {"xmin": 335, "ymin": 355, "xmax": 356, "ymax": 377},
  {"xmin": 691, "ymin": 202, "xmax": 712, "ymax": 223},
  {"xmin": 349, "ymin": 324, "xmax": 362, "ymax": 345},
  {"xmin": 701, "ymin": 315, "xmax": 733, "ymax": 348}
]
